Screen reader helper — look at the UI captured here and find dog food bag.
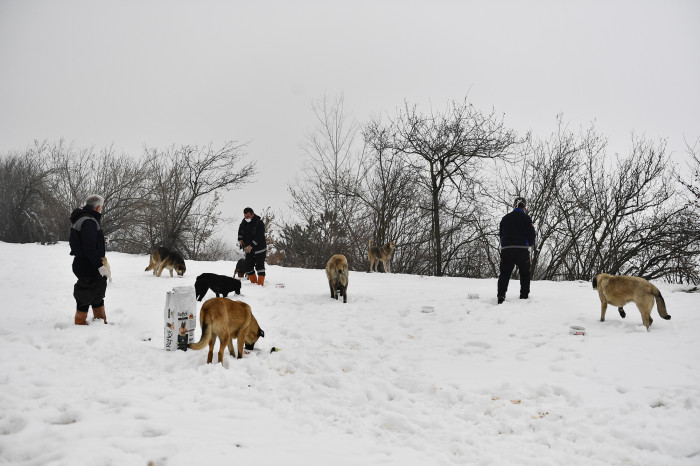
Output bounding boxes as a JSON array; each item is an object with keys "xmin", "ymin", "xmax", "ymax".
[{"xmin": 164, "ymin": 286, "xmax": 197, "ymax": 351}]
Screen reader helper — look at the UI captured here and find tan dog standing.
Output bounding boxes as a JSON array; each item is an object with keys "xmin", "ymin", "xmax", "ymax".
[
  {"xmin": 368, "ymin": 240, "xmax": 396, "ymax": 273},
  {"xmin": 592, "ymin": 273, "xmax": 671, "ymax": 331},
  {"xmin": 188, "ymin": 298, "xmax": 264, "ymax": 364},
  {"xmin": 326, "ymin": 254, "xmax": 349, "ymax": 303}
]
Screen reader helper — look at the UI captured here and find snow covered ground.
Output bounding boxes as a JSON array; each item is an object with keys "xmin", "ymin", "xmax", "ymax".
[{"xmin": 0, "ymin": 241, "xmax": 699, "ymax": 465}]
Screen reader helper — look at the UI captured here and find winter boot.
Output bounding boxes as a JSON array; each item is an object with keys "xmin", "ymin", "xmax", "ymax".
[
  {"xmin": 258, "ymin": 276, "xmax": 265, "ymax": 287},
  {"xmin": 497, "ymin": 296, "xmax": 505, "ymax": 305},
  {"xmin": 249, "ymin": 274, "xmax": 258, "ymax": 284},
  {"xmin": 92, "ymin": 306, "xmax": 107, "ymax": 324},
  {"xmin": 75, "ymin": 310, "xmax": 89, "ymax": 325}
]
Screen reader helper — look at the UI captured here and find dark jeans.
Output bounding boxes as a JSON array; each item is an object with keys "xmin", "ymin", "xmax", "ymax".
[
  {"xmin": 245, "ymin": 252, "xmax": 267, "ymax": 277},
  {"xmin": 73, "ymin": 275, "xmax": 107, "ymax": 312},
  {"xmin": 497, "ymin": 248, "xmax": 531, "ymax": 297}
]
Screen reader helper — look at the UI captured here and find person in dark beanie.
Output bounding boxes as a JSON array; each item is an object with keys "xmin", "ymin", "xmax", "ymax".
[
  {"xmin": 69, "ymin": 194, "xmax": 109, "ymax": 324},
  {"xmin": 497, "ymin": 197, "xmax": 536, "ymax": 304},
  {"xmin": 238, "ymin": 207, "xmax": 267, "ymax": 286}
]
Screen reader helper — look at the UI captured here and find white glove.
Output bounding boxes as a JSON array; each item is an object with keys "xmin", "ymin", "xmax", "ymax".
[{"xmin": 98, "ymin": 266, "xmax": 109, "ymax": 277}]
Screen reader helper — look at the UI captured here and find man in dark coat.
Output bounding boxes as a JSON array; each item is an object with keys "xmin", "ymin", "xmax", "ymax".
[
  {"xmin": 497, "ymin": 197, "xmax": 536, "ymax": 304},
  {"xmin": 69, "ymin": 194, "xmax": 109, "ymax": 324},
  {"xmin": 237, "ymin": 207, "xmax": 267, "ymax": 286}
]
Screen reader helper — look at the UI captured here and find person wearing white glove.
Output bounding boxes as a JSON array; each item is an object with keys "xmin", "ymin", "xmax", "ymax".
[{"xmin": 69, "ymin": 194, "xmax": 109, "ymax": 325}]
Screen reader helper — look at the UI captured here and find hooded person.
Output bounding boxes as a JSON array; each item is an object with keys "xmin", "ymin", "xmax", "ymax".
[
  {"xmin": 497, "ymin": 197, "xmax": 536, "ymax": 304},
  {"xmin": 69, "ymin": 194, "xmax": 109, "ymax": 324},
  {"xmin": 237, "ymin": 207, "xmax": 267, "ymax": 286}
]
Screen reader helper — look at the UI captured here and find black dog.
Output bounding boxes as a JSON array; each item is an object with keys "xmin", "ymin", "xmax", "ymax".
[
  {"xmin": 194, "ymin": 273, "xmax": 241, "ymax": 301},
  {"xmin": 234, "ymin": 258, "xmax": 247, "ymax": 278}
]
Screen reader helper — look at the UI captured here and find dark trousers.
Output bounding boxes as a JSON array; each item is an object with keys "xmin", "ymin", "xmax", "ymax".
[
  {"xmin": 245, "ymin": 252, "xmax": 267, "ymax": 276},
  {"xmin": 497, "ymin": 248, "xmax": 531, "ymax": 297},
  {"xmin": 73, "ymin": 275, "xmax": 107, "ymax": 312}
]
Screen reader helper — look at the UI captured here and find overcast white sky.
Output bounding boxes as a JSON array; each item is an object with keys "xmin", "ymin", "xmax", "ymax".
[{"xmin": 1, "ymin": 0, "xmax": 699, "ymax": 225}]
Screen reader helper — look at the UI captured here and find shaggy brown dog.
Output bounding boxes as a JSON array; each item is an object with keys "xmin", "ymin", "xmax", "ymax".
[
  {"xmin": 368, "ymin": 240, "xmax": 396, "ymax": 273},
  {"xmin": 188, "ymin": 298, "xmax": 264, "ymax": 364},
  {"xmin": 326, "ymin": 254, "xmax": 349, "ymax": 303},
  {"xmin": 592, "ymin": 273, "xmax": 671, "ymax": 331},
  {"xmin": 145, "ymin": 246, "xmax": 186, "ymax": 277}
]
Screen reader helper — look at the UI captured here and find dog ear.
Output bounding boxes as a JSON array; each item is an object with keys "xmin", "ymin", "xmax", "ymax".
[{"xmin": 258, "ymin": 328, "xmax": 265, "ymax": 338}]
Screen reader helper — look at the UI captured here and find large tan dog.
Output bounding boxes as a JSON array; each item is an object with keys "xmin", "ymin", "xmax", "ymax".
[
  {"xmin": 368, "ymin": 240, "xmax": 396, "ymax": 273},
  {"xmin": 592, "ymin": 273, "xmax": 671, "ymax": 331},
  {"xmin": 188, "ymin": 298, "xmax": 264, "ymax": 364},
  {"xmin": 145, "ymin": 246, "xmax": 186, "ymax": 277},
  {"xmin": 326, "ymin": 254, "xmax": 349, "ymax": 303}
]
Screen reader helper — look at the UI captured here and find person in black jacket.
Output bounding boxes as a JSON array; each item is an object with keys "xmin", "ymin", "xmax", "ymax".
[
  {"xmin": 497, "ymin": 197, "xmax": 536, "ymax": 304},
  {"xmin": 238, "ymin": 207, "xmax": 267, "ymax": 286},
  {"xmin": 69, "ymin": 194, "xmax": 110, "ymax": 324}
]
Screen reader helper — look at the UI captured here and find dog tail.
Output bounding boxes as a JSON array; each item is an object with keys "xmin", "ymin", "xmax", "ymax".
[
  {"xmin": 654, "ymin": 289, "xmax": 671, "ymax": 320},
  {"xmin": 188, "ymin": 308, "xmax": 212, "ymax": 350}
]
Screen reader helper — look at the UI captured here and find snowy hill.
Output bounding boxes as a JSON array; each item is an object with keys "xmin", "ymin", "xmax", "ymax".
[{"xmin": 0, "ymin": 242, "xmax": 699, "ymax": 465}]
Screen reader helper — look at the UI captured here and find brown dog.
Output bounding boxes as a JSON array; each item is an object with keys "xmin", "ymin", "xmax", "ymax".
[
  {"xmin": 188, "ymin": 298, "xmax": 264, "ymax": 364},
  {"xmin": 368, "ymin": 240, "xmax": 396, "ymax": 273},
  {"xmin": 592, "ymin": 273, "xmax": 671, "ymax": 331},
  {"xmin": 145, "ymin": 246, "xmax": 186, "ymax": 277},
  {"xmin": 326, "ymin": 254, "xmax": 349, "ymax": 303}
]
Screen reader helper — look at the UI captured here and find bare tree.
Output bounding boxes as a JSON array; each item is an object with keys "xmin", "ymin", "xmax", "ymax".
[
  {"xmin": 680, "ymin": 137, "xmax": 700, "ymax": 205},
  {"xmin": 0, "ymin": 141, "xmax": 55, "ymax": 243},
  {"xmin": 291, "ymin": 94, "xmax": 363, "ymax": 214},
  {"xmin": 341, "ymin": 120, "xmax": 431, "ymax": 273},
  {"xmin": 385, "ymin": 99, "xmax": 519, "ymax": 276},
  {"xmin": 139, "ymin": 142, "xmax": 256, "ymax": 257},
  {"xmin": 496, "ymin": 120, "xmax": 696, "ymax": 282},
  {"xmin": 286, "ymin": 94, "xmax": 366, "ymax": 269},
  {"xmin": 46, "ymin": 141, "xmax": 151, "ymax": 248},
  {"xmin": 494, "ymin": 117, "xmax": 595, "ymax": 279}
]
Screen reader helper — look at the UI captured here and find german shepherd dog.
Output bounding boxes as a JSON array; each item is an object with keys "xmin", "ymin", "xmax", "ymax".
[
  {"xmin": 194, "ymin": 273, "xmax": 241, "ymax": 301},
  {"xmin": 234, "ymin": 258, "xmax": 247, "ymax": 278},
  {"xmin": 145, "ymin": 246, "xmax": 186, "ymax": 277},
  {"xmin": 368, "ymin": 240, "xmax": 396, "ymax": 273},
  {"xmin": 326, "ymin": 254, "xmax": 349, "ymax": 303},
  {"xmin": 188, "ymin": 298, "xmax": 265, "ymax": 364},
  {"xmin": 592, "ymin": 273, "xmax": 671, "ymax": 331}
]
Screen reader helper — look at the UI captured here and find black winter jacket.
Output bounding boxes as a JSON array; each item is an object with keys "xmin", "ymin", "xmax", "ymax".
[
  {"xmin": 238, "ymin": 215, "xmax": 267, "ymax": 255},
  {"xmin": 499, "ymin": 208, "xmax": 536, "ymax": 250},
  {"xmin": 69, "ymin": 207, "xmax": 106, "ymax": 277}
]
